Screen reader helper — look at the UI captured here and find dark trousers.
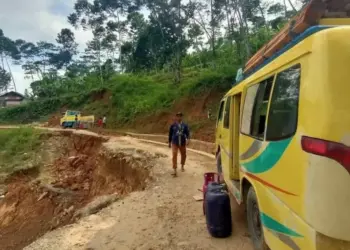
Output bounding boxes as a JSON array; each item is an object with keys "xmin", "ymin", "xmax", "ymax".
[{"xmin": 172, "ymin": 144, "xmax": 186, "ymax": 169}]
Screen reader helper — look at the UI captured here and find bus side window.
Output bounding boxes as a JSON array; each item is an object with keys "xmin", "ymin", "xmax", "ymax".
[
  {"xmin": 241, "ymin": 76, "xmax": 274, "ymax": 140},
  {"xmin": 242, "ymin": 86, "xmax": 259, "ymax": 135},
  {"xmin": 223, "ymin": 97, "xmax": 231, "ymax": 129},
  {"xmin": 266, "ymin": 64, "xmax": 301, "ymax": 141},
  {"xmin": 217, "ymin": 100, "xmax": 225, "ymax": 126}
]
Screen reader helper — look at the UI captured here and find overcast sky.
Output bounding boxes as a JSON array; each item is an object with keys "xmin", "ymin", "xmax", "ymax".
[{"xmin": 0, "ymin": 0, "xmax": 93, "ymax": 94}]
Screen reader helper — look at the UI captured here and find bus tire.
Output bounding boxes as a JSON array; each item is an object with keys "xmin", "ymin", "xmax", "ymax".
[
  {"xmin": 246, "ymin": 187, "xmax": 269, "ymax": 250},
  {"xmin": 61, "ymin": 122, "xmax": 66, "ymax": 128}
]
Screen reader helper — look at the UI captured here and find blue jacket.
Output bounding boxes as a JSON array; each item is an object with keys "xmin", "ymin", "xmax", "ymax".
[{"xmin": 168, "ymin": 122, "xmax": 190, "ymax": 146}]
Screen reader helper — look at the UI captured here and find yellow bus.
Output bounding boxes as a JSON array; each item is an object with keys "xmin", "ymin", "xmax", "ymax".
[
  {"xmin": 60, "ymin": 110, "xmax": 95, "ymax": 128},
  {"xmin": 215, "ymin": 21, "xmax": 350, "ymax": 250}
]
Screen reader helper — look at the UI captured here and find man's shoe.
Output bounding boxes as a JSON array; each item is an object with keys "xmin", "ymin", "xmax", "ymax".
[{"xmin": 171, "ymin": 169, "xmax": 177, "ymax": 177}]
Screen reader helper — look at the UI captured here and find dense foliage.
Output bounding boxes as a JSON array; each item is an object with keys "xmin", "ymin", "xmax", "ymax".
[
  {"xmin": 0, "ymin": 66, "xmax": 234, "ymax": 124},
  {"xmin": 0, "ymin": 0, "xmax": 305, "ymax": 124}
]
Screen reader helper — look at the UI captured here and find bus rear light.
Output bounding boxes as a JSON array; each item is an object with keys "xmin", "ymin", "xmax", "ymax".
[{"xmin": 301, "ymin": 136, "xmax": 350, "ymax": 174}]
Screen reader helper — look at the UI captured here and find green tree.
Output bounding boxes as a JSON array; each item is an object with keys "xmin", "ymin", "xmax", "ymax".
[
  {"xmin": 0, "ymin": 0, "xmax": 305, "ymax": 104},
  {"xmin": 0, "ymin": 67, "xmax": 11, "ymax": 92},
  {"xmin": 0, "ymin": 29, "xmax": 20, "ymax": 91},
  {"xmin": 24, "ymin": 89, "xmax": 29, "ymax": 98},
  {"xmin": 68, "ymin": 0, "xmax": 139, "ymax": 73},
  {"xmin": 51, "ymin": 28, "xmax": 78, "ymax": 70},
  {"xmin": 18, "ymin": 41, "xmax": 58, "ymax": 80}
]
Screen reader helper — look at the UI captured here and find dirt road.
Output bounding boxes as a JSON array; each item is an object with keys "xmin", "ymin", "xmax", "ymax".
[{"xmin": 18, "ymin": 133, "xmax": 252, "ymax": 250}]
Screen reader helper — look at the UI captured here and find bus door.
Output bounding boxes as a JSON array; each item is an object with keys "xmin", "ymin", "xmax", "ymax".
[
  {"xmin": 215, "ymin": 99, "xmax": 225, "ymax": 146},
  {"xmin": 231, "ymin": 93, "xmax": 241, "ymax": 180},
  {"xmin": 220, "ymin": 96, "xmax": 233, "ymax": 179}
]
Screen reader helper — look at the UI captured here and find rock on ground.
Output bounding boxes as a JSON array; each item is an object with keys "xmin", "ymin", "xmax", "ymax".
[{"xmin": 74, "ymin": 194, "xmax": 119, "ymax": 219}]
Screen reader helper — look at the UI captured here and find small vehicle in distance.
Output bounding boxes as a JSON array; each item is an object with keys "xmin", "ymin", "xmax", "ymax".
[{"xmin": 60, "ymin": 110, "xmax": 94, "ymax": 129}]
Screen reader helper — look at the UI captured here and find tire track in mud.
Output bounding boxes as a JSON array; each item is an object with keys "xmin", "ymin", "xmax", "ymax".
[{"xmin": 23, "ymin": 135, "xmax": 253, "ymax": 250}]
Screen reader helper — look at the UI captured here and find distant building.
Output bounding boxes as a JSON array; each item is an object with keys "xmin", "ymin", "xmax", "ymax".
[{"xmin": 0, "ymin": 91, "xmax": 25, "ymax": 107}]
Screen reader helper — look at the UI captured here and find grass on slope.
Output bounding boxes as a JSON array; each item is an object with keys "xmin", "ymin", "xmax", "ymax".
[
  {"xmin": 0, "ymin": 67, "xmax": 236, "ymax": 126},
  {"xmin": 0, "ymin": 128, "xmax": 43, "ymax": 174}
]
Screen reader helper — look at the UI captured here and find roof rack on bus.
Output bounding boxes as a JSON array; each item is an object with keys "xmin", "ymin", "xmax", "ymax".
[{"xmin": 234, "ymin": 0, "xmax": 350, "ymax": 86}]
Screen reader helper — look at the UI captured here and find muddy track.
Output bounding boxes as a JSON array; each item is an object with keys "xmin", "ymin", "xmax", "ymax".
[
  {"xmin": 0, "ymin": 128, "xmax": 253, "ymax": 250},
  {"xmin": 26, "ymin": 134, "xmax": 252, "ymax": 250}
]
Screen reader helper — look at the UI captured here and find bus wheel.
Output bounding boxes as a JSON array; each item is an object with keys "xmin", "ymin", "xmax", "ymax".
[
  {"xmin": 246, "ymin": 187, "xmax": 269, "ymax": 250},
  {"xmin": 61, "ymin": 122, "xmax": 66, "ymax": 129}
]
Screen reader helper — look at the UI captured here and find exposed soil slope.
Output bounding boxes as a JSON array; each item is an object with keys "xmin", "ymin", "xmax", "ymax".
[
  {"xmin": 46, "ymin": 89, "xmax": 224, "ymax": 142},
  {"xmin": 127, "ymin": 90, "xmax": 223, "ymax": 142},
  {"xmin": 0, "ymin": 131, "xmax": 156, "ymax": 250}
]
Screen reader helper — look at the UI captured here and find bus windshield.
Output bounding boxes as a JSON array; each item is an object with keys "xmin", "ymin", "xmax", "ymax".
[{"xmin": 66, "ymin": 111, "xmax": 80, "ymax": 116}]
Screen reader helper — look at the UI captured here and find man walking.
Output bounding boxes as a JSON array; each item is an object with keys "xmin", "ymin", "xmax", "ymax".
[
  {"xmin": 97, "ymin": 117, "xmax": 103, "ymax": 128},
  {"xmin": 75, "ymin": 114, "xmax": 79, "ymax": 129},
  {"xmin": 168, "ymin": 112, "xmax": 190, "ymax": 177},
  {"xmin": 103, "ymin": 116, "xmax": 107, "ymax": 128},
  {"xmin": 207, "ymin": 108, "xmax": 212, "ymax": 120}
]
